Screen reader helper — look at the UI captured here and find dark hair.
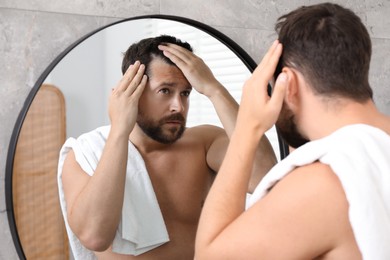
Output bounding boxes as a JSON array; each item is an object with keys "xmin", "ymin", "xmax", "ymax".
[
  {"xmin": 121, "ymin": 35, "xmax": 193, "ymax": 76},
  {"xmin": 275, "ymin": 3, "xmax": 373, "ymax": 102}
]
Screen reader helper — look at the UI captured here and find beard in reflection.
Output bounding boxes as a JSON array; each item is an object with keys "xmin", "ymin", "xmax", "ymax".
[
  {"xmin": 137, "ymin": 112, "xmax": 186, "ymax": 144},
  {"xmin": 276, "ymin": 102, "xmax": 309, "ymax": 149}
]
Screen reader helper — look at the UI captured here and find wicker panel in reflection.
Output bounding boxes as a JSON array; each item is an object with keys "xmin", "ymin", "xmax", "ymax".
[{"xmin": 13, "ymin": 84, "xmax": 69, "ymax": 259}]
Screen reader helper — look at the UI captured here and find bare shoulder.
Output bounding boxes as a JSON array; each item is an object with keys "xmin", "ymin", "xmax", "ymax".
[
  {"xmin": 185, "ymin": 125, "xmax": 228, "ymax": 172},
  {"xmin": 186, "ymin": 124, "xmax": 225, "ymax": 136},
  {"xmin": 252, "ymin": 162, "xmax": 359, "ymax": 258},
  {"xmin": 185, "ymin": 124, "xmax": 226, "ymax": 144},
  {"xmin": 277, "ymin": 162, "xmax": 342, "ymax": 192},
  {"xmin": 268, "ymin": 162, "xmax": 348, "ymax": 216}
]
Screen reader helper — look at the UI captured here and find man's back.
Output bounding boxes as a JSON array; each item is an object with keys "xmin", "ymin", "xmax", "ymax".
[
  {"xmin": 259, "ymin": 162, "xmax": 362, "ymax": 259},
  {"xmin": 265, "ymin": 120, "xmax": 390, "ymax": 259},
  {"xmin": 241, "ymin": 110, "xmax": 390, "ymax": 259},
  {"xmin": 195, "ymin": 104, "xmax": 390, "ymax": 259}
]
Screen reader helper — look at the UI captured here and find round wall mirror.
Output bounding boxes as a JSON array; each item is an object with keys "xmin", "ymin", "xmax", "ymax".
[{"xmin": 6, "ymin": 15, "xmax": 289, "ymax": 259}]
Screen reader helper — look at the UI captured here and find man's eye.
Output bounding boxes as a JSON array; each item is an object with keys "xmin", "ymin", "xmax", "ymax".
[
  {"xmin": 182, "ymin": 91, "xmax": 191, "ymax": 97},
  {"xmin": 159, "ymin": 89, "xmax": 170, "ymax": 94}
]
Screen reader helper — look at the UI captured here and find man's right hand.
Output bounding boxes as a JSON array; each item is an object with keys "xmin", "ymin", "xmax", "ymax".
[
  {"xmin": 109, "ymin": 61, "xmax": 147, "ymax": 136},
  {"xmin": 237, "ymin": 40, "xmax": 287, "ymax": 140}
]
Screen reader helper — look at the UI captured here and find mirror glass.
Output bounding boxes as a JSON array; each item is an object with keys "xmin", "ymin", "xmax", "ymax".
[{"xmin": 7, "ymin": 16, "xmax": 287, "ymax": 259}]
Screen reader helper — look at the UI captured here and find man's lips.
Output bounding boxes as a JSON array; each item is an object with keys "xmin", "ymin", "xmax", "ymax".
[
  {"xmin": 161, "ymin": 113, "xmax": 185, "ymax": 125},
  {"xmin": 165, "ymin": 120, "xmax": 183, "ymax": 124}
]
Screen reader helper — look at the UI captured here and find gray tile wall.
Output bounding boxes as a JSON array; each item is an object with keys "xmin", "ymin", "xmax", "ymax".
[{"xmin": 1, "ymin": 0, "xmax": 389, "ymax": 258}]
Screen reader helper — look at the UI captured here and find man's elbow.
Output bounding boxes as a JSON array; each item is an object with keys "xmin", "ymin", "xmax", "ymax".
[
  {"xmin": 77, "ymin": 229, "xmax": 114, "ymax": 252},
  {"xmin": 68, "ymin": 214, "xmax": 116, "ymax": 251}
]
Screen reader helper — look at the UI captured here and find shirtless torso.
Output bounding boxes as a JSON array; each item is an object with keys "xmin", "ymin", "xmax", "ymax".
[{"xmin": 91, "ymin": 125, "xmax": 224, "ymax": 260}]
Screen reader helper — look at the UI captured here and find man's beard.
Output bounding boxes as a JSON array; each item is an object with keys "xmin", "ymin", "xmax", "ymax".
[
  {"xmin": 276, "ymin": 102, "xmax": 309, "ymax": 149},
  {"xmin": 137, "ymin": 112, "xmax": 186, "ymax": 144}
]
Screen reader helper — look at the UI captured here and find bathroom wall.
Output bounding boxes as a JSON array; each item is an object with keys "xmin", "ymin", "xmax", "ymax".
[{"xmin": 1, "ymin": 0, "xmax": 389, "ymax": 258}]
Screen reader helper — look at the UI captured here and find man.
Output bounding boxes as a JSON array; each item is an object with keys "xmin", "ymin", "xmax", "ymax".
[
  {"xmin": 59, "ymin": 35, "xmax": 276, "ymax": 259},
  {"xmin": 195, "ymin": 3, "xmax": 390, "ymax": 259}
]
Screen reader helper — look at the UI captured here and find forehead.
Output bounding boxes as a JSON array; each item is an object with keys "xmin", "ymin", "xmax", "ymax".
[{"xmin": 147, "ymin": 58, "xmax": 191, "ymax": 89}]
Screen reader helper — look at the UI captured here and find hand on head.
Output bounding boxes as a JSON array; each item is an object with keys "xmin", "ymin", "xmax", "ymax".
[
  {"xmin": 158, "ymin": 43, "xmax": 221, "ymax": 97},
  {"xmin": 109, "ymin": 61, "xmax": 147, "ymax": 135},
  {"xmin": 236, "ymin": 40, "xmax": 288, "ymax": 137}
]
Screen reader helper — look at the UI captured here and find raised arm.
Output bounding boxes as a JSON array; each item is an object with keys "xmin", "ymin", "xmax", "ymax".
[
  {"xmin": 194, "ymin": 40, "xmax": 288, "ymax": 259},
  {"xmin": 159, "ymin": 43, "xmax": 277, "ymax": 189},
  {"xmin": 61, "ymin": 61, "xmax": 147, "ymax": 251}
]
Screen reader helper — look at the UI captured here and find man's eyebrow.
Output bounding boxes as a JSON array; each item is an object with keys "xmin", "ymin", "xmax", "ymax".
[
  {"xmin": 157, "ymin": 81, "xmax": 192, "ymax": 90},
  {"xmin": 158, "ymin": 82, "xmax": 176, "ymax": 87}
]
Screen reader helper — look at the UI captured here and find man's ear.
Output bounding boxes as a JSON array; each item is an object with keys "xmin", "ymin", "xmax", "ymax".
[{"xmin": 282, "ymin": 67, "xmax": 299, "ymax": 108}]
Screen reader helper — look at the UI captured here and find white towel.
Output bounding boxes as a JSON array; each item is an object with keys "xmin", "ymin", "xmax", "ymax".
[
  {"xmin": 246, "ymin": 124, "xmax": 390, "ymax": 260},
  {"xmin": 57, "ymin": 125, "xmax": 169, "ymax": 259}
]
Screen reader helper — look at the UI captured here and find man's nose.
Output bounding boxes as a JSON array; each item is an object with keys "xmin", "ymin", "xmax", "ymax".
[{"xmin": 169, "ymin": 95, "xmax": 185, "ymax": 113}]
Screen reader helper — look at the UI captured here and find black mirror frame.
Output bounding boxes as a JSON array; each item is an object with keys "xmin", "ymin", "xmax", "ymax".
[{"xmin": 5, "ymin": 14, "xmax": 289, "ymax": 259}]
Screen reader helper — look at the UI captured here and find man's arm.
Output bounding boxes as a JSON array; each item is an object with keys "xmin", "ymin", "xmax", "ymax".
[
  {"xmin": 158, "ymin": 44, "xmax": 277, "ymax": 190},
  {"xmin": 61, "ymin": 61, "xmax": 147, "ymax": 251}
]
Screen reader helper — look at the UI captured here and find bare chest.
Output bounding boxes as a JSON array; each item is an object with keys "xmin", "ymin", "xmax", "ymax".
[{"xmin": 141, "ymin": 147, "xmax": 214, "ymax": 224}]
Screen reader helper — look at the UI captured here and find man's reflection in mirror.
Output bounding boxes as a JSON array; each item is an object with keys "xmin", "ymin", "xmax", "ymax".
[{"xmin": 58, "ymin": 35, "xmax": 277, "ymax": 259}]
